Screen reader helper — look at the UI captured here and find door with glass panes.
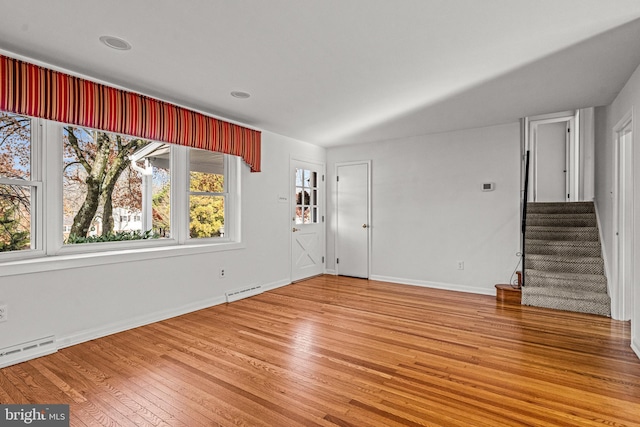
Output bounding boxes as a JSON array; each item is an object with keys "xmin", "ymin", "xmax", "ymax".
[{"xmin": 291, "ymin": 160, "xmax": 324, "ymax": 281}]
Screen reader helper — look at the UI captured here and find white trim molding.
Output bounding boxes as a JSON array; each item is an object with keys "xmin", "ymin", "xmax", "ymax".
[
  {"xmin": 58, "ymin": 277, "xmax": 291, "ymax": 350},
  {"xmin": 369, "ymin": 275, "xmax": 495, "ymax": 296}
]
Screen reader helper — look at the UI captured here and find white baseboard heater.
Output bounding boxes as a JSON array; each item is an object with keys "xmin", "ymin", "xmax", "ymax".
[
  {"xmin": 225, "ymin": 284, "xmax": 263, "ymax": 303},
  {"xmin": 0, "ymin": 335, "xmax": 56, "ymax": 368}
]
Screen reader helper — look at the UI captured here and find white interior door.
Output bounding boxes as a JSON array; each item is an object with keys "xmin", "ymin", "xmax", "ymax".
[
  {"xmin": 534, "ymin": 121, "xmax": 568, "ymax": 202},
  {"xmin": 614, "ymin": 118, "xmax": 633, "ymax": 320},
  {"xmin": 291, "ymin": 160, "xmax": 324, "ymax": 282},
  {"xmin": 336, "ymin": 162, "xmax": 370, "ymax": 278}
]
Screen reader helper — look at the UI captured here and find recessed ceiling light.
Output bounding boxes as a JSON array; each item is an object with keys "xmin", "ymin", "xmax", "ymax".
[
  {"xmin": 99, "ymin": 35, "xmax": 132, "ymax": 51},
  {"xmin": 231, "ymin": 91, "xmax": 251, "ymax": 99}
]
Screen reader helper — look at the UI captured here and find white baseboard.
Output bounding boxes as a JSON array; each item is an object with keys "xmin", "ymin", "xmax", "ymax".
[
  {"xmin": 58, "ymin": 278, "xmax": 291, "ymax": 351},
  {"xmin": 324, "ymin": 269, "xmax": 337, "ymax": 275},
  {"xmin": 260, "ymin": 278, "xmax": 291, "ymax": 292},
  {"xmin": 58, "ymin": 295, "xmax": 226, "ymax": 350},
  {"xmin": 369, "ymin": 275, "xmax": 495, "ymax": 296},
  {"xmin": 632, "ymin": 336, "xmax": 640, "ymax": 360}
]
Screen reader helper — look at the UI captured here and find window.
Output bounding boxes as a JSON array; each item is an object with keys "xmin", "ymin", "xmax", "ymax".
[
  {"xmin": 62, "ymin": 127, "xmax": 171, "ymax": 244},
  {"xmin": 295, "ymin": 168, "xmax": 318, "ymax": 224},
  {"xmin": 0, "ymin": 108, "xmax": 239, "ymax": 264},
  {"xmin": 189, "ymin": 149, "xmax": 226, "ymax": 238},
  {"xmin": 0, "ymin": 112, "xmax": 40, "ymax": 254}
]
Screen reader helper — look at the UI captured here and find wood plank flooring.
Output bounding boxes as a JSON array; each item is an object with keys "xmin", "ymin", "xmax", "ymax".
[{"xmin": 1, "ymin": 275, "xmax": 639, "ymax": 426}]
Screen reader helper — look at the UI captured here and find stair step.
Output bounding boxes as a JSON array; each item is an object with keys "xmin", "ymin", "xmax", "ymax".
[
  {"xmin": 495, "ymin": 284, "xmax": 521, "ymax": 304},
  {"xmin": 525, "ymin": 239, "xmax": 601, "ymax": 257},
  {"xmin": 526, "ymin": 226, "xmax": 599, "ymax": 242},
  {"xmin": 524, "ymin": 269, "xmax": 608, "ymax": 293},
  {"xmin": 522, "ymin": 288, "xmax": 611, "ymax": 317},
  {"xmin": 526, "ymin": 202, "xmax": 595, "ymax": 214},
  {"xmin": 526, "ymin": 213, "xmax": 596, "ymax": 227},
  {"xmin": 525, "ymin": 254, "xmax": 604, "ymax": 275}
]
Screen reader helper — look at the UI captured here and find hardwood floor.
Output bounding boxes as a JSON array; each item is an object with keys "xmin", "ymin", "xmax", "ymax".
[{"xmin": 1, "ymin": 275, "xmax": 639, "ymax": 426}]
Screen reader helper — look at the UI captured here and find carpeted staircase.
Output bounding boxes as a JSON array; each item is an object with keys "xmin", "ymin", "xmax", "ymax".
[{"xmin": 521, "ymin": 202, "xmax": 611, "ymax": 316}]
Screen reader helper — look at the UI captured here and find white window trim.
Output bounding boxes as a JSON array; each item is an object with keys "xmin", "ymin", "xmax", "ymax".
[
  {"xmin": 187, "ymin": 154, "xmax": 231, "ymax": 241},
  {"xmin": 0, "ymin": 116, "xmax": 44, "ymax": 261},
  {"xmin": 0, "ymin": 118, "xmax": 243, "ymax": 276}
]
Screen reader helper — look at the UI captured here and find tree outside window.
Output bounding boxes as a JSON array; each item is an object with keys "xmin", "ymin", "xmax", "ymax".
[
  {"xmin": 63, "ymin": 127, "xmax": 170, "ymax": 244},
  {"xmin": 189, "ymin": 149, "xmax": 226, "ymax": 238},
  {"xmin": 0, "ymin": 112, "xmax": 33, "ymax": 252}
]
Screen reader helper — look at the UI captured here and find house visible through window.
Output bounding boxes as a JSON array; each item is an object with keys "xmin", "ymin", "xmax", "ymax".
[
  {"xmin": 0, "ymin": 107, "xmax": 238, "ymax": 260},
  {"xmin": 62, "ymin": 127, "xmax": 171, "ymax": 244}
]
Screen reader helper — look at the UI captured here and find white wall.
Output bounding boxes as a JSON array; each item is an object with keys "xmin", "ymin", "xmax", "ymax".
[
  {"xmin": 0, "ymin": 131, "xmax": 325, "ymax": 362},
  {"xmin": 326, "ymin": 123, "xmax": 521, "ymax": 295},
  {"xmin": 580, "ymin": 107, "xmax": 596, "ymax": 201},
  {"xmin": 594, "ymin": 61, "xmax": 640, "ymax": 357}
]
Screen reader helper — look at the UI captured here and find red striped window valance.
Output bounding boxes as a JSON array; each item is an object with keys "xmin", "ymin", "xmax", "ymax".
[{"xmin": 0, "ymin": 54, "xmax": 261, "ymax": 172}]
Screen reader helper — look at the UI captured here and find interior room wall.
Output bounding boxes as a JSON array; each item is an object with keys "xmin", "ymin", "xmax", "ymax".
[
  {"xmin": 0, "ymin": 130, "xmax": 326, "ymax": 360},
  {"xmin": 326, "ymin": 122, "xmax": 521, "ymax": 295},
  {"xmin": 580, "ymin": 107, "xmax": 596, "ymax": 201},
  {"xmin": 594, "ymin": 61, "xmax": 640, "ymax": 355}
]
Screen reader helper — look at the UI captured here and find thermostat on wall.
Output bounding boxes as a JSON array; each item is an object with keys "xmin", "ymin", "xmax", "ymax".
[{"xmin": 482, "ymin": 182, "xmax": 495, "ymax": 192}]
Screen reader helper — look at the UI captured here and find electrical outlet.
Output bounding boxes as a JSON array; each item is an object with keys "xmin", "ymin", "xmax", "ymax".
[
  {"xmin": 219, "ymin": 268, "xmax": 226, "ymax": 278},
  {"xmin": 457, "ymin": 261, "xmax": 464, "ymax": 270},
  {"xmin": 0, "ymin": 304, "xmax": 7, "ymax": 322}
]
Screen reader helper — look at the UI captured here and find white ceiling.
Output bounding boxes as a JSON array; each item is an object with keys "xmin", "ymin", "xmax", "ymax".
[{"xmin": 1, "ymin": 0, "xmax": 640, "ymax": 146}]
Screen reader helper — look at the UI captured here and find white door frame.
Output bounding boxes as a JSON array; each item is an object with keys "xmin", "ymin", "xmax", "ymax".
[
  {"xmin": 290, "ymin": 156, "xmax": 326, "ymax": 282},
  {"xmin": 334, "ymin": 160, "xmax": 372, "ymax": 278},
  {"xmin": 612, "ymin": 110, "xmax": 634, "ymax": 320},
  {"xmin": 524, "ymin": 111, "xmax": 578, "ymax": 202}
]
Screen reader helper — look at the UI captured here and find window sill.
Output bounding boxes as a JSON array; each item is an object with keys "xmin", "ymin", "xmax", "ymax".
[{"xmin": 0, "ymin": 241, "xmax": 245, "ymax": 278}]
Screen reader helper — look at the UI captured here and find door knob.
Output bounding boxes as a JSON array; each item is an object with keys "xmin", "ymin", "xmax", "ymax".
[
  {"xmin": 362, "ymin": 224, "xmax": 368, "ymax": 229},
  {"xmin": 292, "ymin": 227, "xmax": 300, "ymax": 232}
]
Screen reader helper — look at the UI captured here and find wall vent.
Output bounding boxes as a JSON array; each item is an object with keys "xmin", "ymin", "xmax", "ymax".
[
  {"xmin": 0, "ymin": 335, "xmax": 56, "ymax": 368},
  {"xmin": 225, "ymin": 284, "xmax": 263, "ymax": 303}
]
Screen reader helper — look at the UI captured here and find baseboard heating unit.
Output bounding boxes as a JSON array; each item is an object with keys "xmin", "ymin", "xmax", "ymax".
[
  {"xmin": 0, "ymin": 335, "xmax": 56, "ymax": 368},
  {"xmin": 225, "ymin": 284, "xmax": 263, "ymax": 303}
]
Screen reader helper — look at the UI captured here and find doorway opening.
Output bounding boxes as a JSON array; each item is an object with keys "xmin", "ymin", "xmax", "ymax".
[{"xmin": 524, "ymin": 111, "xmax": 578, "ymax": 202}]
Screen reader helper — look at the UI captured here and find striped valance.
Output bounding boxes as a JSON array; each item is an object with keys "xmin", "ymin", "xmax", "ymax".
[{"xmin": 0, "ymin": 55, "xmax": 261, "ymax": 172}]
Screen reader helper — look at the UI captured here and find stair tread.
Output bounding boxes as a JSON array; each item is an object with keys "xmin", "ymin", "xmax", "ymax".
[
  {"xmin": 526, "ymin": 239, "xmax": 600, "ymax": 247},
  {"xmin": 526, "ymin": 202, "xmax": 595, "ymax": 214},
  {"xmin": 525, "ymin": 269, "xmax": 607, "ymax": 282},
  {"xmin": 523, "ymin": 287, "xmax": 610, "ymax": 302},
  {"xmin": 526, "ymin": 219, "xmax": 596, "ymax": 227},
  {"xmin": 527, "ymin": 213, "xmax": 595, "ymax": 217},
  {"xmin": 527, "ymin": 226, "xmax": 597, "ymax": 232},
  {"xmin": 522, "ymin": 294, "xmax": 610, "ymax": 316},
  {"xmin": 527, "ymin": 202, "xmax": 594, "ymax": 206},
  {"xmin": 526, "ymin": 254, "xmax": 603, "ymax": 263}
]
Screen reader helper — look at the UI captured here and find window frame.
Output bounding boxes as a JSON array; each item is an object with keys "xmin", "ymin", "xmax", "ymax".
[
  {"xmin": 0, "ymin": 115, "xmax": 243, "ymax": 272},
  {"xmin": 0, "ymin": 114, "xmax": 44, "ymax": 261},
  {"xmin": 187, "ymin": 150, "xmax": 231, "ymax": 242}
]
